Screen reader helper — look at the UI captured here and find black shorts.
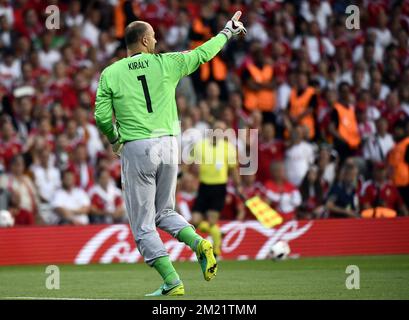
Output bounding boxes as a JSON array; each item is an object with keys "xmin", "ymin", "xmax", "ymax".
[{"xmin": 192, "ymin": 183, "xmax": 227, "ymax": 214}]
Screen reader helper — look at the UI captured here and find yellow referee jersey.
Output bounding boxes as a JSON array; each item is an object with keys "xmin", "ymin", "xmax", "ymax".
[{"xmin": 191, "ymin": 138, "xmax": 237, "ymax": 185}]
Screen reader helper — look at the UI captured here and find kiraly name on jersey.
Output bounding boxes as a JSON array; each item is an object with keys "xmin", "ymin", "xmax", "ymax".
[{"xmin": 128, "ymin": 60, "xmax": 149, "ymax": 70}]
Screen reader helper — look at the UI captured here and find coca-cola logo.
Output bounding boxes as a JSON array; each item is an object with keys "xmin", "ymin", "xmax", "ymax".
[
  {"xmin": 74, "ymin": 221, "xmax": 313, "ymax": 265},
  {"xmin": 220, "ymin": 221, "xmax": 313, "ymax": 260},
  {"xmin": 75, "ymin": 224, "xmax": 139, "ymax": 264}
]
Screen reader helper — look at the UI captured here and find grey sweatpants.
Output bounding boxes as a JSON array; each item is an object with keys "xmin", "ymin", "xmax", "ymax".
[{"xmin": 121, "ymin": 136, "xmax": 191, "ymax": 266}]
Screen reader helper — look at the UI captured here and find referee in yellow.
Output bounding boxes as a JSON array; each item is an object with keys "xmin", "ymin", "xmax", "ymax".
[{"xmin": 189, "ymin": 120, "xmax": 242, "ymax": 257}]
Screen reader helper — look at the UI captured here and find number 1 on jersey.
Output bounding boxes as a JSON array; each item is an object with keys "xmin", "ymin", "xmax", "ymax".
[{"xmin": 137, "ymin": 75, "xmax": 152, "ymax": 113}]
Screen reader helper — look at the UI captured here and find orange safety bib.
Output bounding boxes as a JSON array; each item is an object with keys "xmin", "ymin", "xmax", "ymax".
[
  {"xmin": 244, "ymin": 63, "xmax": 276, "ymax": 112},
  {"xmin": 333, "ymin": 102, "xmax": 361, "ymax": 149},
  {"xmin": 189, "ymin": 19, "xmax": 227, "ymax": 82},
  {"xmin": 388, "ymin": 137, "xmax": 409, "ymax": 187},
  {"xmin": 114, "ymin": 0, "xmax": 126, "ymax": 38},
  {"xmin": 200, "ymin": 56, "xmax": 227, "ymax": 81},
  {"xmin": 289, "ymin": 87, "xmax": 316, "ymax": 139}
]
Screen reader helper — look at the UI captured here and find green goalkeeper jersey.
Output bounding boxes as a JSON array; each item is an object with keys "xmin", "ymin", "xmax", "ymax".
[{"xmin": 94, "ymin": 33, "xmax": 228, "ymax": 143}]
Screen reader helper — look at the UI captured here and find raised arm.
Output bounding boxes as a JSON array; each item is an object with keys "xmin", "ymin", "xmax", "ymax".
[
  {"xmin": 165, "ymin": 11, "xmax": 247, "ymax": 81},
  {"xmin": 185, "ymin": 11, "xmax": 246, "ymax": 74}
]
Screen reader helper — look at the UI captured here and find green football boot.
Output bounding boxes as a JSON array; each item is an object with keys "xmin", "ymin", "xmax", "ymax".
[
  {"xmin": 196, "ymin": 239, "xmax": 218, "ymax": 281},
  {"xmin": 145, "ymin": 281, "xmax": 185, "ymax": 297}
]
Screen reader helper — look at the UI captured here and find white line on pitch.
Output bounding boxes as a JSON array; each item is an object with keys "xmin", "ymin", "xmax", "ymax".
[{"xmin": 2, "ymin": 297, "xmax": 112, "ymax": 300}]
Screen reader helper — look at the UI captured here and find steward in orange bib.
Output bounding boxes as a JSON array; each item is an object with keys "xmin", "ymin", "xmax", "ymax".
[
  {"xmin": 286, "ymin": 72, "xmax": 317, "ymax": 140},
  {"xmin": 389, "ymin": 136, "xmax": 409, "ymax": 187},
  {"xmin": 189, "ymin": 10, "xmax": 228, "ymax": 98},
  {"xmin": 242, "ymin": 44, "xmax": 276, "ymax": 113},
  {"xmin": 388, "ymin": 120, "xmax": 409, "ymax": 209},
  {"xmin": 329, "ymin": 82, "xmax": 361, "ymax": 163}
]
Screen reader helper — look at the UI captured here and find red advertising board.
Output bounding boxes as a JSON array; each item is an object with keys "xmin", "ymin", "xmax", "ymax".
[{"xmin": 0, "ymin": 218, "xmax": 409, "ymax": 266}]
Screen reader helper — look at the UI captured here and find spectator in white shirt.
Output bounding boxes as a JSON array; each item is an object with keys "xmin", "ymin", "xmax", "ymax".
[
  {"xmin": 38, "ymin": 32, "xmax": 62, "ymax": 72},
  {"xmin": 14, "ymin": 96, "xmax": 34, "ymax": 142},
  {"xmin": 370, "ymin": 69, "xmax": 391, "ymax": 102},
  {"xmin": 275, "ymin": 72, "xmax": 291, "ymax": 112},
  {"xmin": 97, "ymin": 31, "xmax": 119, "ymax": 63},
  {"xmin": 317, "ymin": 145, "xmax": 337, "ymax": 186},
  {"xmin": 363, "ymin": 118, "xmax": 395, "ymax": 163},
  {"xmin": 246, "ymin": 11, "xmax": 269, "ymax": 47},
  {"xmin": 353, "ymin": 35, "xmax": 383, "ymax": 65},
  {"xmin": 369, "ymin": 10, "xmax": 392, "ymax": 49},
  {"xmin": 75, "ymin": 107, "xmax": 104, "ymax": 165},
  {"xmin": 285, "ymin": 126, "xmax": 315, "ymax": 186},
  {"xmin": 0, "ymin": 14, "xmax": 12, "ymax": 48},
  {"xmin": 339, "ymin": 62, "xmax": 370, "ymax": 91},
  {"xmin": 88, "ymin": 169, "xmax": 125, "ymax": 224},
  {"xmin": 52, "ymin": 170, "xmax": 90, "ymax": 225},
  {"xmin": 65, "ymin": 0, "xmax": 84, "ymax": 28},
  {"xmin": 0, "ymin": 0, "xmax": 14, "ymax": 26},
  {"xmin": 30, "ymin": 145, "xmax": 61, "ymax": 204},
  {"xmin": 292, "ymin": 21, "xmax": 335, "ymax": 65},
  {"xmin": 165, "ymin": 10, "xmax": 190, "ymax": 51},
  {"xmin": 370, "ymin": 77, "xmax": 391, "ymax": 102},
  {"xmin": 0, "ymin": 50, "xmax": 21, "ymax": 90},
  {"xmin": 300, "ymin": 0, "xmax": 333, "ymax": 33},
  {"xmin": 3, "ymin": 155, "xmax": 39, "ymax": 217},
  {"xmin": 82, "ymin": 9, "xmax": 101, "ymax": 47}
]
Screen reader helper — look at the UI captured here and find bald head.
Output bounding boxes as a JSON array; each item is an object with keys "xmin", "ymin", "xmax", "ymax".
[
  {"xmin": 125, "ymin": 21, "xmax": 156, "ymax": 54},
  {"xmin": 125, "ymin": 21, "xmax": 148, "ymax": 48}
]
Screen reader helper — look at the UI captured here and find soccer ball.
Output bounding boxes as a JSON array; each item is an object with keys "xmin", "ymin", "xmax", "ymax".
[
  {"xmin": 0, "ymin": 210, "xmax": 15, "ymax": 227},
  {"xmin": 269, "ymin": 240, "xmax": 291, "ymax": 261}
]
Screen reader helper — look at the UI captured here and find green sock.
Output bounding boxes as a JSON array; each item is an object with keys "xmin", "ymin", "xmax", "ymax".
[
  {"xmin": 152, "ymin": 256, "xmax": 180, "ymax": 286},
  {"xmin": 177, "ymin": 226, "xmax": 203, "ymax": 252}
]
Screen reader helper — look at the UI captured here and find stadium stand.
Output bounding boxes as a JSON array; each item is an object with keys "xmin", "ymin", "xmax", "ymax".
[{"xmin": 0, "ymin": 0, "xmax": 408, "ymax": 226}]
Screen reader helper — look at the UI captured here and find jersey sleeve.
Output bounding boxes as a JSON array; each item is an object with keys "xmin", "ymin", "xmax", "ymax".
[
  {"xmin": 162, "ymin": 33, "xmax": 228, "ymax": 82},
  {"xmin": 94, "ymin": 69, "xmax": 119, "ymax": 143}
]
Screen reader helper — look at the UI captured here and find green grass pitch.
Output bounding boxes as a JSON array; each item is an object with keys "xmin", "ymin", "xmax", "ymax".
[{"xmin": 1, "ymin": 255, "xmax": 408, "ymax": 300}]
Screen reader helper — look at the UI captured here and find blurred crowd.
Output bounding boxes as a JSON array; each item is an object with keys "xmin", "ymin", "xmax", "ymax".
[{"xmin": 0, "ymin": 0, "xmax": 409, "ymax": 226}]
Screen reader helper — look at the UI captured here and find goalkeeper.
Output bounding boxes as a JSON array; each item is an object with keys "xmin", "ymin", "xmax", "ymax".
[{"xmin": 94, "ymin": 12, "xmax": 246, "ymax": 296}]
